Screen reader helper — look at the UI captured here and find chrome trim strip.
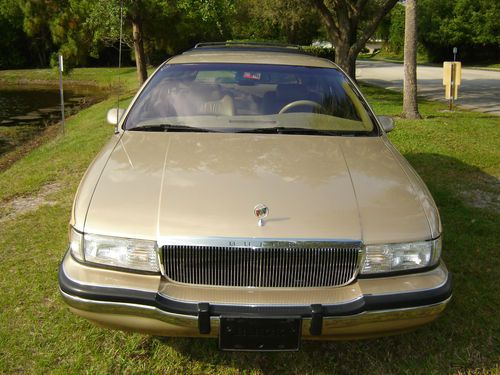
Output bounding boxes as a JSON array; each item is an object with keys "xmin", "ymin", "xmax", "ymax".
[
  {"xmin": 61, "ymin": 288, "xmax": 451, "ymax": 328},
  {"xmin": 157, "ymin": 236, "xmax": 362, "ymax": 249}
]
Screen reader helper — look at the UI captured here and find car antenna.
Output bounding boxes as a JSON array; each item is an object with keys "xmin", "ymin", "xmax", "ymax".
[{"xmin": 116, "ymin": 0, "xmax": 124, "ymax": 132}]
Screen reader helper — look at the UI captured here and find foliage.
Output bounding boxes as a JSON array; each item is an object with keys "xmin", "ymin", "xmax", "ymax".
[
  {"xmin": 83, "ymin": 0, "xmax": 236, "ymax": 67},
  {"xmin": 385, "ymin": 3, "xmax": 405, "ymax": 54},
  {"xmin": 1, "ymin": 0, "xmax": 498, "ymax": 70},
  {"xmin": 385, "ymin": 0, "xmax": 500, "ymax": 63},
  {"xmin": 301, "ymin": 46, "xmax": 335, "ymax": 61},
  {"xmin": 229, "ymin": 0, "xmax": 321, "ymax": 45},
  {"xmin": 0, "ymin": 0, "xmax": 28, "ymax": 67},
  {"xmin": 0, "ymin": 0, "xmax": 236, "ymax": 70}
]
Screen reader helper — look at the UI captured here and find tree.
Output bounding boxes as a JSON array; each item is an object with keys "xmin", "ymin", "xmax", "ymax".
[
  {"xmin": 230, "ymin": 0, "xmax": 321, "ymax": 45},
  {"xmin": 312, "ymin": 0, "xmax": 399, "ymax": 79},
  {"xmin": 0, "ymin": 0, "xmax": 31, "ymax": 67},
  {"xmin": 20, "ymin": 0, "xmax": 99, "ymax": 70},
  {"xmin": 86, "ymin": 0, "xmax": 159, "ymax": 85},
  {"xmin": 18, "ymin": 0, "xmax": 59, "ymax": 66},
  {"xmin": 86, "ymin": 0, "xmax": 235, "ymax": 85},
  {"xmin": 385, "ymin": 0, "xmax": 499, "ymax": 63},
  {"xmin": 402, "ymin": 0, "xmax": 421, "ymax": 119},
  {"xmin": 419, "ymin": 0, "xmax": 499, "ymax": 62},
  {"xmin": 385, "ymin": 4, "xmax": 405, "ymax": 54},
  {"xmin": 128, "ymin": 2, "xmax": 148, "ymax": 84}
]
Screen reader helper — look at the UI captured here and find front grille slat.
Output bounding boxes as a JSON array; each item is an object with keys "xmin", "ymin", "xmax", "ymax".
[{"xmin": 163, "ymin": 244, "xmax": 359, "ymax": 288}]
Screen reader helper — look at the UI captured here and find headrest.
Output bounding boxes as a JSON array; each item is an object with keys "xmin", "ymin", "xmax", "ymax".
[
  {"xmin": 190, "ymin": 83, "xmax": 222, "ymax": 101},
  {"xmin": 199, "ymin": 95, "xmax": 234, "ymax": 116}
]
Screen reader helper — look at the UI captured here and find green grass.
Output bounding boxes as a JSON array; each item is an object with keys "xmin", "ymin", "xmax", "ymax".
[
  {"xmin": 359, "ymin": 50, "xmax": 432, "ymax": 65},
  {"xmin": 467, "ymin": 63, "xmax": 500, "ymax": 71},
  {"xmin": 0, "ymin": 75, "xmax": 499, "ymax": 373},
  {"xmin": 0, "ymin": 67, "xmax": 142, "ymax": 91}
]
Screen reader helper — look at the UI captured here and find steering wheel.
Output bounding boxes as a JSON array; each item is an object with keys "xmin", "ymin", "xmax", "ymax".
[{"xmin": 278, "ymin": 100, "xmax": 324, "ymax": 114}]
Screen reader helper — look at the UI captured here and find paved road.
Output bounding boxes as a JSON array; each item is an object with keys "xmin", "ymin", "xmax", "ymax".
[{"xmin": 357, "ymin": 60, "xmax": 500, "ymax": 116}]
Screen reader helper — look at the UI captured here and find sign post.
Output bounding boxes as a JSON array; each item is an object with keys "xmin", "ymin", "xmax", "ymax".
[
  {"xmin": 443, "ymin": 61, "xmax": 461, "ymax": 110},
  {"xmin": 58, "ymin": 53, "xmax": 65, "ymax": 134}
]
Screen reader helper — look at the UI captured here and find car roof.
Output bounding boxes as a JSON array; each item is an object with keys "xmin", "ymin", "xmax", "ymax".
[{"xmin": 166, "ymin": 42, "xmax": 337, "ymax": 69}]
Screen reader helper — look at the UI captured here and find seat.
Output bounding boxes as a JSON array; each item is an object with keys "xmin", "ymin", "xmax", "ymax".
[{"xmin": 199, "ymin": 95, "xmax": 235, "ymax": 116}]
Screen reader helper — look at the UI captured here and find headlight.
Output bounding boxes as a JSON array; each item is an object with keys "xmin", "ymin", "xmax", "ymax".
[
  {"xmin": 69, "ymin": 227, "xmax": 159, "ymax": 272},
  {"xmin": 361, "ymin": 237, "xmax": 442, "ymax": 274}
]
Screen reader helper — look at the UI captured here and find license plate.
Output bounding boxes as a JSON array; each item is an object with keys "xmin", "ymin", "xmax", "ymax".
[{"xmin": 219, "ymin": 317, "xmax": 301, "ymax": 351}]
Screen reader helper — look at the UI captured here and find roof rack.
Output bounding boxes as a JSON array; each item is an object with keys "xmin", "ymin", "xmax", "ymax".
[{"xmin": 194, "ymin": 41, "xmax": 301, "ymax": 49}]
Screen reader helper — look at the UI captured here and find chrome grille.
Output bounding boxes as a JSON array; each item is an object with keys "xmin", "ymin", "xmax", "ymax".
[{"xmin": 162, "ymin": 244, "xmax": 360, "ymax": 288}]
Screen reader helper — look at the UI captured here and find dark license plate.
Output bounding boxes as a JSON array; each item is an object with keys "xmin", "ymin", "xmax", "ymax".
[{"xmin": 219, "ymin": 317, "xmax": 301, "ymax": 351}]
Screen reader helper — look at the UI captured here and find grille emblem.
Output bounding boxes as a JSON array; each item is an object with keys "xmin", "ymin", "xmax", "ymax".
[{"xmin": 254, "ymin": 204, "xmax": 269, "ymax": 227}]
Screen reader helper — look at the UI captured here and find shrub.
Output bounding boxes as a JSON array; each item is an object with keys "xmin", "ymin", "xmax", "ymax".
[{"xmin": 301, "ymin": 46, "xmax": 335, "ymax": 61}]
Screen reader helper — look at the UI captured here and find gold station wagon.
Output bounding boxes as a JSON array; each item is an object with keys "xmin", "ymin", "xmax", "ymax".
[{"xmin": 59, "ymin": 42, "xmax": 452, "ymax": 351}]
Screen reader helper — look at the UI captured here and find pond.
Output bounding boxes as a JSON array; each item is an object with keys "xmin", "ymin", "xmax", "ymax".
[{"xmin": 0, "ymin": 84, "xmax": 105, "ymax": 167}]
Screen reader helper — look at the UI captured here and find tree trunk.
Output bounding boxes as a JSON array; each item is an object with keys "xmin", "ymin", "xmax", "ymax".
[
  {"xmin": 132, "ymin": 18, "xmax": 148, "ymax": 86},
  {"xmin": 335, "ymin": 43, "xmax": 357, "ymax": 80},
  {"xmin": 402, "ymin": 0, "xmax": 421, "ymax": 119},
  {"xmin": 312, "ymin": 0, "xmax": 399, "ymax": 81}
]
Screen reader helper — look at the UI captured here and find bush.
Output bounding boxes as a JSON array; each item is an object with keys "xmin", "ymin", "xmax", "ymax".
[{"xmin": 301, "ymin": 46, "xmax": 335, "ymax": 61}]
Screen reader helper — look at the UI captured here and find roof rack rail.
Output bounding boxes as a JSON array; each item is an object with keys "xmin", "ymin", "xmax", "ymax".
[{"xmin": 193, "ymin": 41, "xmax": 301, "ymax": 50}]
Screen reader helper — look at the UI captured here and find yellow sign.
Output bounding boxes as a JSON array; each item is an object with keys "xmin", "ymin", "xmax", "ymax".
[{"xmin": 443, "ymin": 61, "xmax": 461, "ymax": 100}]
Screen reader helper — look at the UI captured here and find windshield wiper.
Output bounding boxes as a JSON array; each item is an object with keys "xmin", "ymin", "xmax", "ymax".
[
  {"xmin": 128, "ymin": 124, "xmax": 216, "ymax": 132},
  {"xmin": 237, "ymin": 127, "xmax": 352, "ymax": 136}
]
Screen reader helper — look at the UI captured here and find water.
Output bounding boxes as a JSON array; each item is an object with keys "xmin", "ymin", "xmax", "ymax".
[
  {"xmin": 0, "ymin": 84, "xmax": 105, "ymax": 163},
  {"xmin": 0, "ymin": 84, "xmax": 102, "ymax": 125}
]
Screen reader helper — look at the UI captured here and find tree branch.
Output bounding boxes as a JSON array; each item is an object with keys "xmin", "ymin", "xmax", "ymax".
[
  {"xmin": 353, "ymin": 0, "xmax": 369, "ymax": 18},
  {"xmin": 311, "ymin": 0, "xmax": 340, "ymax": 41},
  {"xmin": 351, "ymin": 0, "xmax": 399, "ymax": 55}
]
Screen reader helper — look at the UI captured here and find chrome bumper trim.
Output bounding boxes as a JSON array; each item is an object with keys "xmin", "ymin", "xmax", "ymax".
[
  {"xmin": 60, "ymin": 289, "xmax": 451, "ymax": 333},
  {"xmin": 60, "ymin": 289, "xmax": 199, "ymax": 328}
]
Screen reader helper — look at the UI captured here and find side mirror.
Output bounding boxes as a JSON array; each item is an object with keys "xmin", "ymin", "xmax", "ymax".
[
  {"xmin": 378, "ymin": 116, "xmax": 395, "ymax": 133},
  {"xmin": 107, "ymin": 108, "xmax": 125, "ymax": 125}
]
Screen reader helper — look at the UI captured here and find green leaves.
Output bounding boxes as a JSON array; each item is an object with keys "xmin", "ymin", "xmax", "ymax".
[{"xmin": 385, "ymin": 0, "xmax": 499, "ymax": 62}]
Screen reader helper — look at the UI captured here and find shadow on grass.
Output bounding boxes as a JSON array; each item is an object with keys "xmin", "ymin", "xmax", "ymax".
[
  {"xmin": 0, "ymin": 136, "xmax": 10, "ymax": 155},
  {"xmin": 147, "ymin": 153, "xmax": 499, "ymax": 374}
]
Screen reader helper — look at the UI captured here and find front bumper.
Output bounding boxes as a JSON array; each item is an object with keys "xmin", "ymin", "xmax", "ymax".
[{"xmin": 59, "ymin": 251, "xmax": 452, "ymax": 340}]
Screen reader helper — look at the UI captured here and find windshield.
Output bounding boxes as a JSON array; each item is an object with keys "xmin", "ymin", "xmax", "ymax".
[{"xmin": 124, "ymin": 63, "xmax": 376, "ymax": 135}]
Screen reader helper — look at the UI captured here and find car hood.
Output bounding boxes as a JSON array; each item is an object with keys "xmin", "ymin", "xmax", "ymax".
[{"xmin": 83, "ymin": 132, "xmax": 436, "ymax": 244}]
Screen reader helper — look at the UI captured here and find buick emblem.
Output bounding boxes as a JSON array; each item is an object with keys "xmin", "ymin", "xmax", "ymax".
[{"xmin": 254, "ymin": 204, "xmax": 269, "ymax": 226}]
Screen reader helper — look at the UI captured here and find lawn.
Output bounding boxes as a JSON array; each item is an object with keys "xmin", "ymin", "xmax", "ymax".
[
  {"xmin": 0, "ymin": 74, "xmax": 499, "ymax": 374},
  {"xmin": 0, "ymin": 67, "xmax": 142, "ymax": 91}
]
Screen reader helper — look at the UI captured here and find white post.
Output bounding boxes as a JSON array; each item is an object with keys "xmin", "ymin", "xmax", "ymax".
[{"xmin": 58, "ymin": 53, "xmax": 65, "ymax": 134}]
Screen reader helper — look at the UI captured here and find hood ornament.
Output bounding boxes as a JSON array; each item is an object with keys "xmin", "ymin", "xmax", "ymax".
[{"xmin": 254, "ymin": 204, "xmax": 269, "ymax": 227}]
